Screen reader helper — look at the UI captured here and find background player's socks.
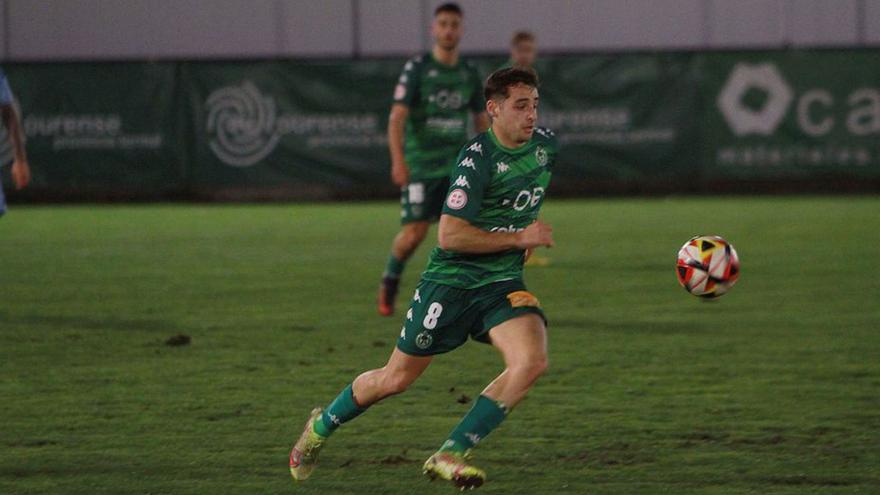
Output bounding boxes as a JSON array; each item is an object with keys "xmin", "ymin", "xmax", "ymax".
[
  {"xmin": 383, "ymin": 255, "xmax": 406, "ymax": 280},
  {"xmin": 439, "ymin": 395, "xmax": 509, "ymax": 453},
  {"xmin": 379, "ymin": 256, "xmax": 404, "ymax": 315},
  {"xmin": 314, "ymin": 384, "xmax": 368, "ymax": 437}
]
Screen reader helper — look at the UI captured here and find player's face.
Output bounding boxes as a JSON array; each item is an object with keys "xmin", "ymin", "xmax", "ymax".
[
  {"xmin": 511, "ymin": 41, "xmax": 537, "ymax": 68},
  {"xmin": 493, "ymin": 84, "xmax": 539, "ymax": 145},
  {"xmin": 432, "ymin": 12, "xmax": 462, "ymax": 50}
]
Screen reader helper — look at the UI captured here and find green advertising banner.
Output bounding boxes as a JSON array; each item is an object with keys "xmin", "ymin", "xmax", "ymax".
[
  {"xmin": 701, "ymin": 50, "xmax": 880, "ymax": 181},
  {"xmin": 533, "ymin": 53, "xmax": 701, "ymax": 189},
  {"xmin": 4, "ymin": 63, "xmax": 185, "ymax": 197},
  {"xmin": 183, "ymin": 60, "xmax": 401, "ymax": 198},
  {"xmin": 2, "ymin": 49, "xmax": 878, "ymax": 201}
]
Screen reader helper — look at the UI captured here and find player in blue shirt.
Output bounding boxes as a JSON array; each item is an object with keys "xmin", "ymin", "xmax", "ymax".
[{"xmin": 0, "ymin": 67, "xmax": 31, "ymax": 216}]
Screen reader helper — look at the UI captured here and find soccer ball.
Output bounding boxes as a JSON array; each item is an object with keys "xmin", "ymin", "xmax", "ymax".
[{"xmin": 676, "ymin": 235, "xmax": 740, "ymax": 298}]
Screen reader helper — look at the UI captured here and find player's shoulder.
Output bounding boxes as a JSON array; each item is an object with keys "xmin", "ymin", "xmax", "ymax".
[
  {"xmin": 532, "ymin": 126, "xmax": 559, "ymax": 149},
  {"xmin": 459, "ymin": 58, "xmax": 482, "ymax": 77},
  {"xmin": 402, "ymin": 53, "xmax": 429, "ymax": 73},
  {"xmin": 455, "ymin": 133, "xmax": 493, "ymax": 172}
]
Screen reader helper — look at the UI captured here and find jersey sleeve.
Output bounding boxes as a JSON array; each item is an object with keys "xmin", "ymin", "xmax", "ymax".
[
  {"xmin": 441, "ymin": 140, "xmax": 492, "ymax": 222},
  {"xmin": 392, "ymin": 58, "xmax": 420, "ymax": 107},
  {"xmin": 467, "ymin": 66, "xmax": 485, "ymax": 113},
  {"xmin": 0, "ymin": 69, "xmax": 13, "ymax": 106}
]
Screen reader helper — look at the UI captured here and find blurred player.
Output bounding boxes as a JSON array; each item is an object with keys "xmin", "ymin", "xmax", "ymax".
[
  {"xmin": 505, "ymin": 31, "xmax": 550, "ymax": 267},
  {"xmin": 0, "ymin": 67, "xmax": 31, "ymax": 217},
  {"xmin": 378, "ymin": 2, "xmax": 490, "ymax": 316},
  {"xmin": 290, "ymin": 68, "xmax": 557, "ymax": 490},
  {"xmin": 508, "ymin": 31, "xmax": 537, "ymax": 70}
]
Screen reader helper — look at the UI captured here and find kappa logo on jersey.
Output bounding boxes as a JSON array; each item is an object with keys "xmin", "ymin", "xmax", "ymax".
[
  {"xmin": 427, "ymin": 69, "xmax": 438, "ymax": 78},
  {"xmin": 534, "ymin": 127, "xmax": 554, "ymax": 138},
  {"xmin": 413, "ymin": 289, "xmax": 422, "ymax": 303},
  {"xmin": 496, "ymin": 161, "xmax": 510, "ymax": 174},
  {"xmin": 535, "ymin": 145, "xmax": 548, "ymax": 167},
  {"xmin": 453, "ymin": 175, "xmax": 471, "ymax": 188},
  {"xmin": 446, "ymin": 188, "xmax": 468, "ymax": 210},
  {"xmin": 468, "ymin": 142, "xmax": 483, "ymax": 155},
  {"xmin": 406, "ymin": 308, "xmax": 413, "ymax": 321},
  {"xmin": 459, "ymin": 156, "xmax": 476, "ymax": 169}
]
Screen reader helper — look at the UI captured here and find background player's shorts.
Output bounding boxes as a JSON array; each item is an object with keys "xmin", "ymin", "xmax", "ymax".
[
  {"xmin": 397, "ymin": 279, "xmax": 547, "ymax": 356},
  {"xmin": 400, "ymin": 177, "xmax": 449, "ymax": 224}
]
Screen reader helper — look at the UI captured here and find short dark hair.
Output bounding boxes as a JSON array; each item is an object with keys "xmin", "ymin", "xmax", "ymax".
[
  {"xmin": 511, "ymin": 31, "xmax": 535, "ymax": 46},
  {"xmin": 484, "ymin": 67, "xmax": 539, "ymax": 102},
  {"xmin": 434, "ymin": 2, "xmax": 463, "ymax": 17}
]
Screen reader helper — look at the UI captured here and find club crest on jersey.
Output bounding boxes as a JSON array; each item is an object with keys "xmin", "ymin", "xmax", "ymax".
[
  {"xmin": 496, "ymin": 161, "xmax": 509, "ymax": 174},
  {"xmin": 453, "ymin": 175, "xmax": 471, "ymax": 188},
  {"xmin": 468, "ymin": 142, "xmax": 483, "ymax": 155},
  {"xmin": 415, "ymin": 331, "xmax": 433, "ymax": 349},
  {"xmin": 446, "ymin": 188, "xmax": 468, "ymax": 210},
  {"xmin": 535, "ymin": 145, "xmax": 548, "ymax": 167},
  {"xmin": 459, "ymin": 156, "xmax": 475, "ymax": 169}
]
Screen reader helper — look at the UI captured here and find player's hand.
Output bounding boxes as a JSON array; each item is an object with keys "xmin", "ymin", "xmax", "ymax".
[
  {"xmin": 11, "ymin": 159, "xmax": 31, "ymax": 190},
  {"xmin": 517, "ymin": 220, "xmax": 554, "ymax": 249},
  {"xmin": 391, "ymin": 161, "xmax": 409, "ymax": 187}
]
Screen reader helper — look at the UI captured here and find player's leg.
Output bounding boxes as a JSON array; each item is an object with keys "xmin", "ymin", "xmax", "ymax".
[
  {"xmin": 439, "ymin": 313, "xmax": 547, "ymax": 451},
  {"xmin": 424, "ymin": 314, "xmax": 546, "ymax": 489},
  {"xmin": 379, "ymin": 220, "xmax": 430, "ymax": 316},
  {"xmin": 290, "ymin": 347, "xmax": 432, "ymax": 481}
]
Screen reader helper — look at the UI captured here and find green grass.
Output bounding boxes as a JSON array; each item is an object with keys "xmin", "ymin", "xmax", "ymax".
[{"xmin": 1, "ymin": 198, "xmax": 878, "ymax": 495}]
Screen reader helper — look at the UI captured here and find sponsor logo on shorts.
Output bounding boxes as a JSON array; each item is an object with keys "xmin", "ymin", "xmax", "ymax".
[
  {"xmin": 415, "ymin": 331, "xmax": 433, "ymax": 349},
  {"xmin": 446, "ymin": 188, "xmax": 468, "ymax": 210}
]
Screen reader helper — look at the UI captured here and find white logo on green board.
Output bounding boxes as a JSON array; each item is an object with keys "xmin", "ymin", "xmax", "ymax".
[
  {"xmin": 718, "ymin": 63, "xmax": 793, "ymax": 136},
  {"xmin": 206, "ymin": 81, "xmax": 280, "ymax": 167}
]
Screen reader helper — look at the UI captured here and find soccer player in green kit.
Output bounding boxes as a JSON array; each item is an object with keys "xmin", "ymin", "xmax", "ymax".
[
  {"xmin": 290, "ymin": 67, "xmax": 556, "ymax": 490},
  {"xmin": 378, "ymin": 2, "xmax": 490, "ymax": 316}
]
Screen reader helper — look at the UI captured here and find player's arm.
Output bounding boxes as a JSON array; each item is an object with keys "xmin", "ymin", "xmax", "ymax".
[
  {"xmin": 388, "ymin": 103, "xmax": 410, "ymax": 187},
  {"xmin": 438, "ymin": 214, "xmax": 553, "ymax": 254},
  {"xmin": 0, "ymin": 102, "xmax": 29, "ymax": 190}
]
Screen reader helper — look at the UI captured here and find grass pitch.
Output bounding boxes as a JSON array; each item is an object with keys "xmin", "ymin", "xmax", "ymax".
[{"xmin": 1, "ymin": 197, "xmax": 878, "ymax": 494}]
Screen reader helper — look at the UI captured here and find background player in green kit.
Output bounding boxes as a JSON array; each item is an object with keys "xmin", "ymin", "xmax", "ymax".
[
  {"xmin": 378, "ymin": 2, "xmax": 490, "ymax": 316},
  {"xmin": 290, "ymin": 68, "xmax": 556, "ymax": 490}
]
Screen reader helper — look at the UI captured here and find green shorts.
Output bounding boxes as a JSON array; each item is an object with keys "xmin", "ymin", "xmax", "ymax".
[
  {"xmin": 397, "ymin": 279, "xmax": 547, "ymax": 356},
  {"xmin": 400, "ymin": 177, "xmax": 450, "ymax": 224}
]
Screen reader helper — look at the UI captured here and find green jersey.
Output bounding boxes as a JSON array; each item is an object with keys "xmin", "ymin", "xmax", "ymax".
[
  {"xmin": 393, "ymin": 53, "xmax": 485, "ymax": 180},
  {"xmin": 421, "ymin": 126, "xmax": 558, "ymax": 289}
]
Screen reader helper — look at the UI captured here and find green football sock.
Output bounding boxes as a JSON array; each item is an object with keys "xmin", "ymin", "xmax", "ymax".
[
  {"xmin": 314, "ymin": 384, "xmax": 367, "ymax": 438},
  {"xmin": 439, "ymin": 395, "xmax": 509, "ymax": 453},
  {"xmin": 383, "ymin": 255, "xmax": 406, "ymax": 279}
]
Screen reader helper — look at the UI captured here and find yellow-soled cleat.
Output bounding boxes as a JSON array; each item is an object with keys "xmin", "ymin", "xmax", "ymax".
[
  {"xmin": 423, "ymin": 450, "xmax": 486, "ymax": 490},
  {"xmin": 289, "ymin": 408, "xmax": 327, "ymax": 481}
]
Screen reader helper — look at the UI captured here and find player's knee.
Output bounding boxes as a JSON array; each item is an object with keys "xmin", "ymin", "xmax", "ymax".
[
  {"xmin": 381, "ymin": 370, "xmax": 414, "ymax": 396},
  {"xmin": 512, "ymin": 353, "xmax": 548, "ymax": 383}
]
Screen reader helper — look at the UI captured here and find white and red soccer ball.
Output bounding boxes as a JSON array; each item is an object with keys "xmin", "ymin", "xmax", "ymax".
[{"xmin": 676, "ymin": 235, "xmax": 740, "ymax": 298}]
